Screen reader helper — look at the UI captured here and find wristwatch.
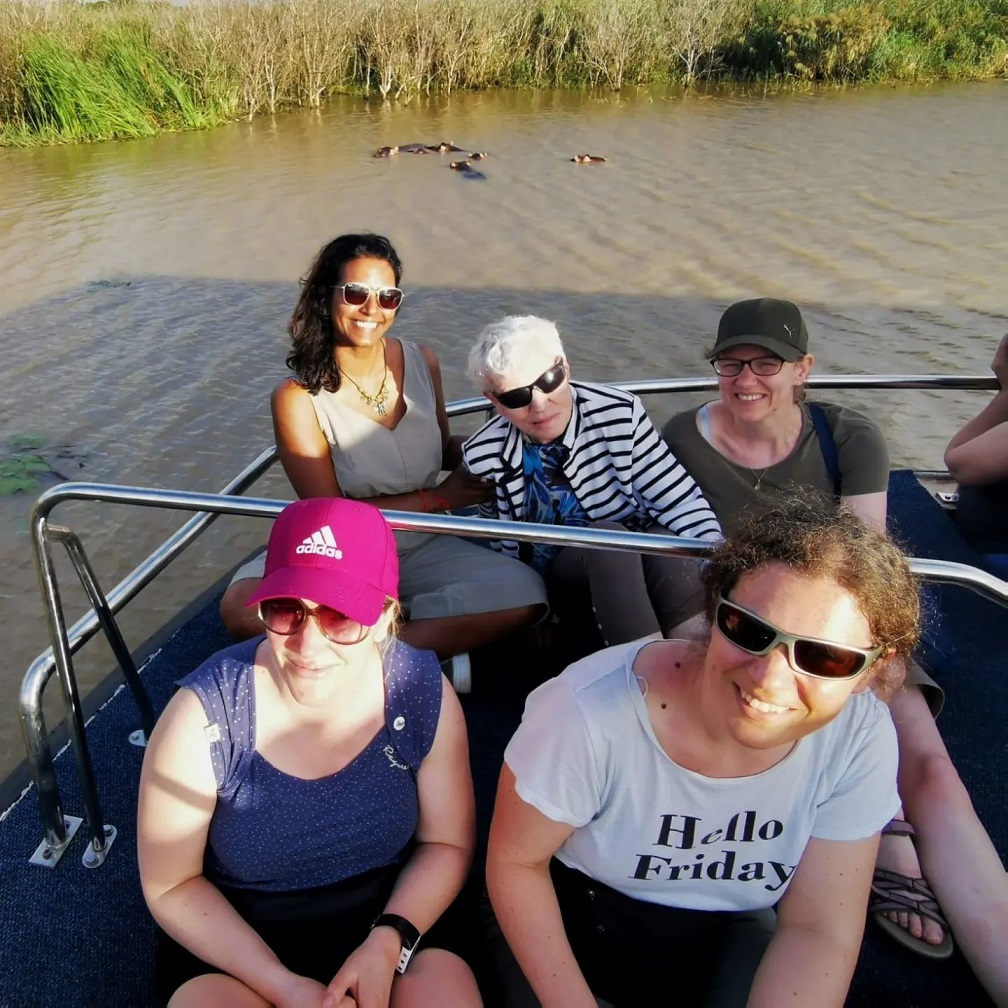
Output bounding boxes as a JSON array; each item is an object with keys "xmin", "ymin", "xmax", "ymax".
[{"xmin": 370, "ymin": 912, "xmax": 421, "ymax": 974}]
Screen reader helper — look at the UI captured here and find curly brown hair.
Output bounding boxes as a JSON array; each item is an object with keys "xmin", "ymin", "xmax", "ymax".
[{"xmin": 702, "ymin": 494, "xmax": 920, "ymax": 691}]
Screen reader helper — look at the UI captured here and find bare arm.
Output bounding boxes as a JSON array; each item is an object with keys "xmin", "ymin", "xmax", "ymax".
[
  {"xmin": 748, "ymin": 833, "xmax": 879, "ymax": 1008},
  {"xmin": 485, "ymin": 765, "xmax": 597, "ymax": 1008},
  {"xmin": 137, "ymin": 687, "xmax": 318, "ymax": 1005},
  {"xmin": 841, "ymin": 490, "xmax": 887, "ymax": 533},
  {"xmin": 945, "ymin": 334, "xmax": 1008, "ymax": 485},
  {"xmin": 945, "ymin": 420, "xmax": 1008, "ymax": 486},
  {"xmin": 419, "ymin": 344, "xmax": 489, "ymax": 505},
  {"xmin": 272, "ymin": 369, "xmax": 487, "ymax": 512},
  {"xmin": 323, "ymin": 679, "xmax": 476, "ymax": 1008},
  {"xmin": 384, "ymin": 678, "xmax": 476, "ymax": 929},
  {"xmin": 271, "ymin": 379, "xmax": 342, "ymax": 498}
]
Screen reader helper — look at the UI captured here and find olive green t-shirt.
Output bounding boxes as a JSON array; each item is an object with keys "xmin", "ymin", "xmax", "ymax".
[{"xmin": 661, "ymin": 400, "xmax": 889, "ymax": 535}]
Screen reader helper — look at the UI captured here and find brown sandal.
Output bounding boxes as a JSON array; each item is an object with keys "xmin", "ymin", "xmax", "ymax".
[{"xmin": 870, "ymin": 819, "xmax": 954, "ymax": 960}]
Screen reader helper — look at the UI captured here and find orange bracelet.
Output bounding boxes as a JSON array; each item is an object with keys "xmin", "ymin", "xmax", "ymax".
[{"xmin": 418, "ymin": 488, "xmax": 450, "ymax": 513}]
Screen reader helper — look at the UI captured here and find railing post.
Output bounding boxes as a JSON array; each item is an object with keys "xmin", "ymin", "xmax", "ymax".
[
  {"xmin": 31, "ymin": 515, "xmax": 108, "ymax": 858},
  {"xmin": 17, "ymin": 658, "xmax": 67, "ymax": 851},
  {"xmin": 19, "ymin": 447, "xmax": 280, "ymax": 861},
  {"xmin": 57, "ymin": 530, "xmax": 156, "ymax": 737}
]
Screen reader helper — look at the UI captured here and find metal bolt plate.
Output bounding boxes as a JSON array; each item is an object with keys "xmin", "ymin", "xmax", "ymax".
[{"xmin": 29, "ymin": 814, "xmax": 84, "ymax": 869}]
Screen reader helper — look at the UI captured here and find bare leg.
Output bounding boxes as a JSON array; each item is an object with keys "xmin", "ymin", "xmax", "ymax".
[
  {"xmin": 220, "ymin": 578, "xmax": 268, "ymax": 641},
  {"xmin": 873, "ymin": 804, "xmax": 945, "ymax": 943},
  {"xmin": 391, "ymin": 948, "xmax": 482, "ymax": 1007},
  {"xmin": 889, "ymin": 686, "xmax": 1008, "ymax": 1003},
  {"xmin": 168, "ymin": 973, "xmax": 271, "ymax": 1007},
  {"xmin": 399, "ymin": 606, "xmax": 544, "ymax": 659}
]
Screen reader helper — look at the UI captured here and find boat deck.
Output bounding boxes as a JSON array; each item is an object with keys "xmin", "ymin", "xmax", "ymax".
[{"xmin": 0, "ymin": 471, "xmax": 1004, "ymax": 1006}]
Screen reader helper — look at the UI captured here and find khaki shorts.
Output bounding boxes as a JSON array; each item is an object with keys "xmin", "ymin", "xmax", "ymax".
[
  {"xmin": 230, "ymin": 534, "xmax": 547, "ymax": 621},
  {"xmin": 904, "ymin": 660, "xmax": 944, "ymax": 718}
]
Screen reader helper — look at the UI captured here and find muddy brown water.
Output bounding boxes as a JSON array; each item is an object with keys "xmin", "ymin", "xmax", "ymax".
[{"xmin": 1, "ymin": 81, "xmax": 1006, "ymax": 780}]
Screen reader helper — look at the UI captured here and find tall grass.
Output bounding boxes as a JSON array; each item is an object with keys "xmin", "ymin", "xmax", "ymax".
[
  {"xmin": 724, "ymin": 0, "xmax": 1008, "ymax": 80},
  {"xmin": 0, "ymin": 9, "xmax": 229, "ymax": 143},
  {"xmin": 0, "ymin": 0, "xmax": 1005, "ymax": 145}
]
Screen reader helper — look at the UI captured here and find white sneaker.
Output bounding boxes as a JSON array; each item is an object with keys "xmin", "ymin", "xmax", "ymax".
[{"xmin": 443, "ymin": 652, "xmax": 471, "ymax": 693}]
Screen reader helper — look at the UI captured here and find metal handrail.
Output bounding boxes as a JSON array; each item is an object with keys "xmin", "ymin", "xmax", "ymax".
[
  {"xmin": 18, "ymin": 448, "xmax": 276, "ymax": 857},
  {"xmin": 17, "ymin": 374, "xmax": 1003, "ymax": 864},
  {"xmin": 446, "ymin": 373, "xmax": 1000, "ymax": 418}
]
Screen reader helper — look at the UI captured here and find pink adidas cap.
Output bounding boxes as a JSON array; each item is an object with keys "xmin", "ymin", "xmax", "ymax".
[{"xmin": 245, "ymin": 497, "xmax": 399, "ymax": 626}]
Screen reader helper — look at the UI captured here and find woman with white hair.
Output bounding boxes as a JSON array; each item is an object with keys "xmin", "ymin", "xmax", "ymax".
[{"xmin": 462, "ymin": 315, "xmax": 722, "ymax": 646}]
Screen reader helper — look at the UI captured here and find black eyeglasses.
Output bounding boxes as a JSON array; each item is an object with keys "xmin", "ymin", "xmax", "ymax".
[
  {"xmin": 714, "ymin": 594, "xmax": 884, "ymax": 680},
  {"xmin": 336, "ymin": 282, "xmax": 404, "ymax": 311},
  {"xmin": 710, "ymin": 356, "xmax": 785, "ymax": 377},
  {"xmin": 488, "ymin": 358, "xmax": 567, "ymax": 409},
  {"xmin": 258, "ymin": 598, "xmax": 369, "ymax": 645}
]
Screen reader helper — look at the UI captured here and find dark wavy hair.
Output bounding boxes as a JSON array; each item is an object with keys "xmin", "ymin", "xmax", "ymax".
[
  {"xmin": 702, "ymin": 493, "xmax": 921, "ymax": 693},
  {"xmin": 286, "ymin": 233, "xmax": 404, "ymax": 394}
]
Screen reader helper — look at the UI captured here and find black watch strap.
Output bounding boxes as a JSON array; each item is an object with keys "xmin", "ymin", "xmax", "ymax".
[{"xmin": 371, "ymin": 912, "xmax": 421, "ymax": 974}]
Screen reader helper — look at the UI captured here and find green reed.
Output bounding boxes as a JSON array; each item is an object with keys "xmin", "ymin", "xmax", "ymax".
[
  {"xmin": 727, "ymin": 0, "xmax": 1008, "ymax": 80},
  {"xmin": 1, "ymin": 14, "xmax": 228, "ymax": 144},
  {"xmin": 0, "ymin": 0, "xmax": 1004, "ymax": 146}
]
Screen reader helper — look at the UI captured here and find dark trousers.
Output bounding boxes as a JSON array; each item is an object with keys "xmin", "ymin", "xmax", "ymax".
[
  {"xmin": 483, "ymin": 861, "xmax": 776, "ymax": 1008},
  {"xmin": 549, "ymin": 521, "xmax": 706, "ymax": 646},
  {"xmin": 155, "ymin": 863, "xmax": 468, "ymax": 1006}
]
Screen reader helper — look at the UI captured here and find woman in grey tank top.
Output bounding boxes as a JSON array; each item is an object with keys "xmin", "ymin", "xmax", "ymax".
[{"xmin": 219, "ymin": 234, "xmax": 547, "ymax": 682}]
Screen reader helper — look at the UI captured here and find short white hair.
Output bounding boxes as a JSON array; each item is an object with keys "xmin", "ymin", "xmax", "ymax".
[{"xmin": 466, "ymin": 315, "xmax": 566, "ymax": 387}]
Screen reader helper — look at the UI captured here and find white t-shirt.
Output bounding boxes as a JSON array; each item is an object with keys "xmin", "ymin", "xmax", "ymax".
[{"xmin": 505, "ymin": 639, "xmax": 900, "ymax": 912}]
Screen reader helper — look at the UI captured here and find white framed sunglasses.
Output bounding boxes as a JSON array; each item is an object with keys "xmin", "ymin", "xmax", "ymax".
[{"xmin": 335, "ymin": 282, "xmax": 405, "ymax": 311}]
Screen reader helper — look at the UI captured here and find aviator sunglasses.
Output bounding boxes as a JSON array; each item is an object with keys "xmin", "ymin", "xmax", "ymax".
[
  {"xmin": 489, "ymin": 358, "xmax": 567, "ymax": 409},
  {"xmin": 336, "ymin": 282, "xmax": 405, "ymax": 311},
  {"xmin": 258, "ymin": 598, "xmax": 369, "ymax": 645},
  {"xmin": 714, "ymin": 594, "xmax": 885, "ymax": 680},
  {"xmin": 710, "ymin": 356, "xmax": 785, "ymax": 377}
]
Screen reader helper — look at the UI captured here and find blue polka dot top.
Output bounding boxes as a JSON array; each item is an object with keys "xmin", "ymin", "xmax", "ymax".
[{"xmin": 176, "ymin": 637, "xmax": 443, "ymax": 893}]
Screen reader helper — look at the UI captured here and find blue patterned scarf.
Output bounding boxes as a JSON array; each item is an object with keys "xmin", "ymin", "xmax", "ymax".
[{"xmin": 521, "ymin": 440, "xmax": 589, "ymax": 572}]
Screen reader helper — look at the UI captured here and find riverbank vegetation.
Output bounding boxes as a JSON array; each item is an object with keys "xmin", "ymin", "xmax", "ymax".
[{"xmin": 0, "ymin": 0, "xmax": 1005, "ymax": 144}]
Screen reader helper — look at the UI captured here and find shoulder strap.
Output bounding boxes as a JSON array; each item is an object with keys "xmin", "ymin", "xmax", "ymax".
[{"xmin": 807, "ymin": 402, "xmax": 842, "ymax": 497}]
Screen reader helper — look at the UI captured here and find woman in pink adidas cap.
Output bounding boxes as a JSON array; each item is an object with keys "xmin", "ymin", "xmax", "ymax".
[{"xmin": 138, "ymin": 497, "xmax": 482, "ymax": 1008}]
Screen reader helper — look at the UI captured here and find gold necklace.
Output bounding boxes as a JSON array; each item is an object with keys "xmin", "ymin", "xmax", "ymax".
[
  {"xmin": 751, "ymin": 465, "xmax": 772, "ymax": 492},
  {"xmin": 340, "ymin": 345, "xmax": 390, "ymax": 417}
]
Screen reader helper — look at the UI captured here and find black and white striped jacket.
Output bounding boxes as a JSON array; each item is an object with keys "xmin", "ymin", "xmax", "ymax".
[{"xmin": 461, "ymin": 381, "xmax": 722, "ymax": 558}]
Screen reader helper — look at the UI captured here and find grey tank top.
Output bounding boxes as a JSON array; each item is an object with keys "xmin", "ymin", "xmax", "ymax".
[{"xmin": 310, "ymin": 340, "xmax": 443, "ymax": 552}]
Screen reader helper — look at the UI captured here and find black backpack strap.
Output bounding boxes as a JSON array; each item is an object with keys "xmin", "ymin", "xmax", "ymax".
[{"xmin": 807, "ymin": 402, "xmax": 842, "ymax": 497}]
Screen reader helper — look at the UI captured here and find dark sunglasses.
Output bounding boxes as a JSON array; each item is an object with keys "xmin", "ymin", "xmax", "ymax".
[
  {"xmin": 336, "ymin": 282, "xmax": 404, "ymax": 311},
  {"xmin": 489, "ymin": 358, "xmax": 567, "ymax": 409},
  {"xmin": 714, "ymin": 594, "xmax": 884, "ymax": 680},
  {"xmin": 258, "ymin": 598, "xmax": 369, "ymax": 645},
  {"xmin": 710, "ymin": 356, "xmax": 785, "ymax": 377}
]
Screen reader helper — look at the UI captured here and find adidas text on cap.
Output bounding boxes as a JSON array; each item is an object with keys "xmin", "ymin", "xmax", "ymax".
[
  {"xmin": 246, "ymin": 498, "xmax": 399, "ymax": 627},
  {"xmin": 710, "ymin": 298, "xmax": 809, "ymax": 362}
]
